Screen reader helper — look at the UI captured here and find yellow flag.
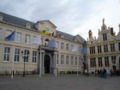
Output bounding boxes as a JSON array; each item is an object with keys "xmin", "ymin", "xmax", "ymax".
[{"xmin": 40, "ymin": 30, "xmax": 49, "ymax": 35}]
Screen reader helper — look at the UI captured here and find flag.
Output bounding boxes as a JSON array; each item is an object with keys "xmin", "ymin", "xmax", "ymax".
[
  {"xmin": 47, "ymin": 33, "xmax": 52, "ymax": 36},
  {"xmin": 47, "ymin": 40, "xmax": 57, "ymax": 48},
  {"xmin": 5, "ymin": 31, "xmax": 15, "ymax": 41},
  {"xmin": 31, "ymin": 35, "xmax": 41, "ymax": 45},
  {"xmin": 40, "ymin": 30, "xmax": 49, "ymax": 35},
  {"xmin": 81, "ymin": 47, "xmax": 87, "ymax": 55}
]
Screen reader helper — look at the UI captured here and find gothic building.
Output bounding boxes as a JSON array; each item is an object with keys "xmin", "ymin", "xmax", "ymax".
[{"xmin": 87, "ymin": 19, "xmax": 120, "ymax": 73}]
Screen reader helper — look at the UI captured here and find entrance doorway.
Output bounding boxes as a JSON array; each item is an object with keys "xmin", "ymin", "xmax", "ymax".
[{"xmin": 44, "ymin": 55, "xmax": 50, "ymax": 73}]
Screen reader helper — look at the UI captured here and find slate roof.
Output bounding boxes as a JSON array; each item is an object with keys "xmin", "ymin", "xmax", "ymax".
[
  {"xmin": 0, "ymin": 12, "xmax": 37, "ymax": 30},
  {"xmin": 0, "ymin": 12, "xmax": 85, "ymax": 43}
]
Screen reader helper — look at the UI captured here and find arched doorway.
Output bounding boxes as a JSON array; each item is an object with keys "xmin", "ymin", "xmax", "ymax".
[{"xmin": 44, "ymin": 54, "xmax": 50, "ymax": 73}]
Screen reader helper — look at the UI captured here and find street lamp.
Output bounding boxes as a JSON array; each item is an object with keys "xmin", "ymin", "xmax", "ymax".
[{"xmin": 21, "ymin": 50, "xmax": 30, "ymax": 77}]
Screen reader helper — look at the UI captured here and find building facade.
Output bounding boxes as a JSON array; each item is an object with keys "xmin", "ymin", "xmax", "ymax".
[
  {"xmin": 87, "ymin": 19, "xmax": 120, "ymax": 73},
  {"xmin": 0, "ymin": 12, "xmax": 85, "ymax": 75}
]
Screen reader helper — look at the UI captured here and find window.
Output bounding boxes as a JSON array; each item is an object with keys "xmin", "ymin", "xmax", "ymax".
[
  {"xmin": 104, "ymin": 57, "xmax": 109, "ymax": 67},
  {"xmin": 118, "ymin": 43, "xmax": 120, "ymax": 51},
  {"xmin": 111, "ymin": 56, "xmax": 116, "ymax": 64},
  {"xmin": 32, "ymin": 51, "xmax": 37, "ymax": 63},
  {"xmin": 15, "ymin": 32, "xmax": 22, "ymax": 42},
  {"xmin": 3, "ymin": 47, "xmax": 10, "ymax": 61},
  {"xmin": 97, "ymin": 45, "xmax": 102, "ymax": 53},
  {"xmin": 14, "ymin": 48, "xmax": 20, "ymax": 62},
  {"xmin": 0, "ymin": 28, "xmax": 2, "ymax": 40},
  {"xmin": 71, "ymin": 56, "xmax": 74, "ymax": 65},
  {"xmin": 66, "ymin": 56, "xmax": 69, "ymax": 64},
  {"xmin": 61, "ymin": 42, "xmax": 64, "ymax": 49},
  {"xmin": 104, "ymin": 44, "xmax": 108, "ymax": 52},
  {"xmin": 98, "ymin": 57, "xmax": 102, "ymax": 67},
  {"xmin": 89, "ymin": 46, "xmax": 95, "ymax": 54},
  {"xmin": 75, "ymin": 57, "xmax": 77, "ymax": 65},
  {"xmin": 90, "ymin": 58, "xmax": 96, "ymax": 67},
  {"xmin": 110, "ymin": 43, "xmax": 115, "ymax": 52},
  {"xmin": 79, "ymin": 57, "xmax": 83, "ymax": 65},
  {"xmin": 61, "ymin": 55, "xmax": 64, "ymax": 64},
  {"xmin": 56, "ymin": 41, "xmax": 59, "ymax": 49},
  {"xmin": 23, "ymin": 50, "xmax": 30, "ymax": 62},
  {"xmin": 56, "ymin": 54, "xmax": 59, "ymax": 64},
  {"xmin": 103, "ymin": 33, "xmax": 107, "ymax": 41},
  {"xmin": 119, "ymin": 57, "xmax": 120, "ymax": 69},
  {"xmin": 25, "ymin": 34, "xmax": 30, "ymax": 44},
  {"xmin": 66, "ymin": 43, "xmax": 69, "ymax": 50}
]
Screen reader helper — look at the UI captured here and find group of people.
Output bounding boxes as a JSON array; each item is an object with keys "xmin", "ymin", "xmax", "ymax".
[{"xmin": 95, "ymin": 69, "xmax": 107, "ymax": 78}]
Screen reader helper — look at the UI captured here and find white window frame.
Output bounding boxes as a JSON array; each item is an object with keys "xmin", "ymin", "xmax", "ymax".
[{"xmin": 3, "ymin": 47, "xmax": 10, "ymax": 62}]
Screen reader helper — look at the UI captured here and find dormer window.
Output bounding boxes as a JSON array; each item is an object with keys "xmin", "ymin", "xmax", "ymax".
[
  {"xmin": 103, "ymin": 33, "xmax": 107, "ymax": 41},
  {"xmin": 0, "ymin": 14, "xmax": 3, "ymax": 21},
  {"xmin": 26, "ymin": 22, "xmax": 31, "ymax": 29}
]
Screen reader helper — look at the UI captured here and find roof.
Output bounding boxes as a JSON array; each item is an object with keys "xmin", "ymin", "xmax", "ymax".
[
  {"xmin": 56, "ymin": 30, "xmax": 86, "ymax": 43},
  {"xmin": 0, "ymin": 12, "xmax": 86, "ymax": 43},
  {"xmin": 0, "ymin": 12, "xmax": 37, "ymax": 30}
]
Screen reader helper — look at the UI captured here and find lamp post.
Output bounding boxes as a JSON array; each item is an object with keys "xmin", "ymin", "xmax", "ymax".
[{"xmin": 21, "ymin": 50, "xmax": 30, "ymax": 77}]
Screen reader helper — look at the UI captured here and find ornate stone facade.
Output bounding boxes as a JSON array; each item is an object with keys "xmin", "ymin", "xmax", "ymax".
[{"xmin": 87, "ymin": 19, "xmax": 120, "ymax": 73}]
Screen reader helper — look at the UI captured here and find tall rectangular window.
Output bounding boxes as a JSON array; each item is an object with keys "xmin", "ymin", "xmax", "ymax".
[
  {"xmin": 89, "ymin": 46, "xmax": 95, "ymax": 54},
  {"xmin": 104, "ymin": 44, "xmax": 108, "ymax": 52},
  {"xmin": 56, "ymin": 41, "xmax": 59, "ymax": 49},
  {"xmin": 56, "ymin": 54, "xmax": 59, "ymax": 64},
  {"xmin": 79, "ymin": 57, "xmax": 82, "ymax": 65},
  {"xmin": 110, "ymin": 43, "xmax": 115, "ymax": 52},
  {"xmin": 61, "ymin": 55, "xmax": 64, "ymax": 64},
  {"xmin": 111, "ymin": 56, "xmax": 116, "ymax": 64},
  {"xmin": 98, "ymin": 57, "xmax": 102, "ymax": 67},
  {"xmin": 14, "ymin": 48, "xmax": 20, "ymax": 62},
  {"xmin": 23, "ymin": 50, "xmax": 30, "ymax": 62},
  {"xmin": 97, "ymin": 45, "xmax": 102, "ymax": 53},
  {"xmin": 0, "ymin": 28, "xmax": 2, "ymax": 40},
  {"xmin": 66, "ymin": 56, "xmax": 69, "ymax": 65},
  {"xmin": 66, "ymin": 43, "xmax": 69, "ymax": 51},
  {"xmin": 25, "ymin": 34, "xmax": 30, "ymax": 44},
  {"xmin": 32, "ymin": 51, "xmax": 37, "ymax": 63},
  {"xmin": 118, "ymin": 43, "xmax": 120, "ymax": 51},
  {"xmin": 75, "ymin": 57, "xmax": 77, "ymax": 65},
  {"xmin": 104, "ymin": 56, "xmax": 109, "ymax": 67},
  {"xmin": 15, "ymin": 32, "xmax": 22, "ymax": 43},
  {"xmin": 3, "ymin": 47, "xmax": 10, "ymax": 61},
  {"xmin": 61, "ymin": 42, "xmax": 64, "ymax": 49},
  {"xmin": 103, "ymin": 33, "xmax": 107, "ymax": 41},
  {"xmin": 71, "ymin": 56, "xmax": 74, "ymax": 65},
  {"xmin": 90, "ymin": 58, "xmax": 96, "ymax": 67}
]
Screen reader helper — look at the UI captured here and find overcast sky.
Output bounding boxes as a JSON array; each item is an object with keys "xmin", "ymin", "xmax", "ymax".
[{"xmin": 0, "ymin": 0, "xmax": 120, "ymax": 39}]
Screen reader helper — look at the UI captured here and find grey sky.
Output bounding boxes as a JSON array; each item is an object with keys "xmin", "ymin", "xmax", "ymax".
[{"xmin": 0, "ymin": 0, "xmax": 120, "ymax": 39}]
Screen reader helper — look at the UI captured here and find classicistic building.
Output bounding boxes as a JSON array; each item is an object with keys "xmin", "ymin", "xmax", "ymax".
[{"xmin": 0, "ymin": 12, "xmax": 86, "ymax": 76}]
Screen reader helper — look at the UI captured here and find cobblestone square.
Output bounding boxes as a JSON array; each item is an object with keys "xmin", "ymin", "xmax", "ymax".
[{"xmin": 0, "ymin": 75, "xmax": 120, "ymax": 90}]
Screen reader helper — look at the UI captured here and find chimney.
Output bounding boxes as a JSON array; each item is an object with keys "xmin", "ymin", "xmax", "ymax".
[
  {"xmin": 88, "ymin": 30, "xmax": 93, "ymax": 39},
  {"xmin": 110, "ymin": 27, "xmax": 113, "ymax": 35}
]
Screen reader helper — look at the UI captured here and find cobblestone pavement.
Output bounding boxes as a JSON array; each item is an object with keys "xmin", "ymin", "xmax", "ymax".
[{"xmin": 0, "ymin": 75, "xmax": 120, "ymax": 90}]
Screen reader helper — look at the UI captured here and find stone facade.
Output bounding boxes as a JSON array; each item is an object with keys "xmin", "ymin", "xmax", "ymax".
[
  {"xmin": 0, "ymin": 12, "xmax": 85, "ymax": 75},
  {"xmin": 87, "ymin": 19, "xmax": 120, "ymax": 73}
]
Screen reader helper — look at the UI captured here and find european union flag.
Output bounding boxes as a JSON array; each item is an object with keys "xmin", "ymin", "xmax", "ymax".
[
  {"xmin": 47, "ymin": 40, "xmax": 56, "ymax": 48},
  {"xmin": 5, "ymin": 31, "xmax": 15, "ymax": 41}
]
